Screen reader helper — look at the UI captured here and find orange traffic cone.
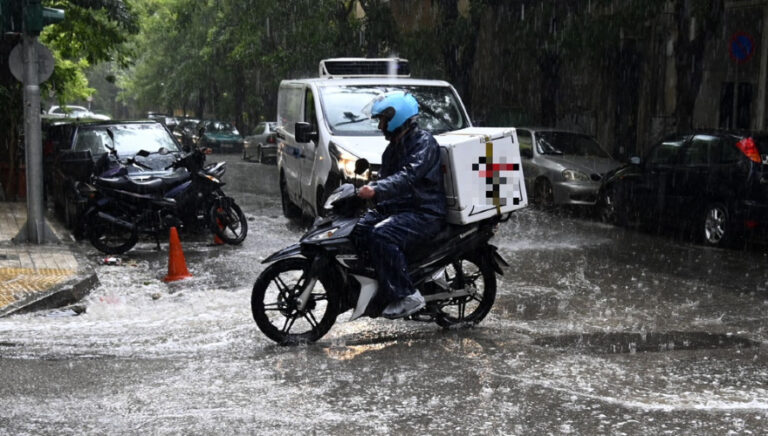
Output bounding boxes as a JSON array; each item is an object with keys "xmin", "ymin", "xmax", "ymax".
[{"xmin": 164, "ymin": 227, "xmax": 193, "ymax": 282}]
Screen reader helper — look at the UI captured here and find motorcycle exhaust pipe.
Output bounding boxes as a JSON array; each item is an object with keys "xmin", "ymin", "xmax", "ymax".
[{"xmin": 96, "ymin": 212, "xmax": 136, "ymax": 231}]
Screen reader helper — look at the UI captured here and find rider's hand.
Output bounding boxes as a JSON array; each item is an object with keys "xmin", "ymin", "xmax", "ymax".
[{"xmin": 358, "ymin": 184, "xmax": 375, "ymax": 199}]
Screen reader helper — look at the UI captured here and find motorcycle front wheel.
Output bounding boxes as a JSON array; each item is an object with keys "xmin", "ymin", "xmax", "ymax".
[
  {"xmin": 87, "ymin": 210, "xmax": 139, "ymax": 254},
  {"xmin": 209, "ymin": 199, "xmax": 247, "ymax": 244},
  {"xmin": 433, "ymin": 255, "xmax": 496, "ymax": 328},
  {"xmin": 251, "ymin": 258, "xmax": 339, "ymax": 345}
]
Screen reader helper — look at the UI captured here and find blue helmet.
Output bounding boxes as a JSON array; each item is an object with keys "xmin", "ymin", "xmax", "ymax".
[{"xmin": 369, "ymin": 91, "xmax": 419, "ymax": 133}]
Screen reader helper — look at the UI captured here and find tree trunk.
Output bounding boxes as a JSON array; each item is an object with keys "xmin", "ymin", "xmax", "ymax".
[
  {"xmin": 673, "ymin": 0, "xmax": 724, "ymax": 131},
  {"xmin": 435, "ymin": 0, "xmax": 479, "ymax": 114},
  {"xmin": 538, "ymin": 51, "xmax": 560, "ymax": 127}
]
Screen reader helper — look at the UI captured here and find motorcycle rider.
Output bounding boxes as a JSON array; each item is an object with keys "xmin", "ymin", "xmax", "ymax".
[{"xmin": 356, "ymin": 91, "xmax": 447, "ymax": 319}]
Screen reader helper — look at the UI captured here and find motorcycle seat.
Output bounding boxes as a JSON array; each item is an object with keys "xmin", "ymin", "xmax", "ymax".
[
  {"xmin": 96, "ymin": 176, "xmax": 167, "ymax": 195},
  {"xmin": 158, "ymin": 169, "xmax": 191, "ymax": 186},
  {"xmin": 407, "ymin": 223, "xmax": 467, "ymax": 261},
  {"xmin": 96, "ymin": 169, "xmax": 190, "ymax": 195}
]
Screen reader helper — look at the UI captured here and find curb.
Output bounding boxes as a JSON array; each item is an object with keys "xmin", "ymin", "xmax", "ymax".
[
  {"xmin": 0, "ymin": 233, "xmax": 100, "ymax": 317},
  {"xmin": 2, "ymin": 272, "xmax": 100, "ymax": 316}
]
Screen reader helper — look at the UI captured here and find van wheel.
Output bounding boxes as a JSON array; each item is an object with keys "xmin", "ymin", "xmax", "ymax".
[
  {"xmin": 702, "ymin": 203, "xmax": 734, "ymax": 247},
  {"xmin": 280, "ymin": 173, "xmax": 301, "ymax": 219}
]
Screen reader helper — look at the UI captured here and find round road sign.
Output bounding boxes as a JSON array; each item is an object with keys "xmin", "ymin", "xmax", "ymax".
[
  {"xmin": 8, "ymin": 41, "xmax": 55, "ymax": 85},
  {"xmin": 729, "ymin": 32, "xmax": 755, "ymax": 64}
]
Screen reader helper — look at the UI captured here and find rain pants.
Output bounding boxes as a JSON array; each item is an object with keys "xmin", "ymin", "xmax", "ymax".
[{"xmin": 355, "ymin": 125, "xmax": 446, "ymax": 304}]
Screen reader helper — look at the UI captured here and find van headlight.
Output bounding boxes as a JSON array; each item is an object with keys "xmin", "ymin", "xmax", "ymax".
[
  {"xmin": 329, "ymin": 142, "xmax": 362, "ymax": 179},
  {"xmin": 562, "ymin": 169, "xmax": 589, "ymax": 182}
]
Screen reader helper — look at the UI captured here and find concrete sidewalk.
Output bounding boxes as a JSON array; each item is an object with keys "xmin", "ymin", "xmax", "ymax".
[{"xmin": 0, "ymin": 202, "xmax": 98, "ymax": 317}]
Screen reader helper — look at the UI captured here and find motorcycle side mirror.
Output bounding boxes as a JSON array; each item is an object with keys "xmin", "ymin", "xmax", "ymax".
[{"xmin": 354, "ymin": 158, "xmax": 369, "ymax": 175}]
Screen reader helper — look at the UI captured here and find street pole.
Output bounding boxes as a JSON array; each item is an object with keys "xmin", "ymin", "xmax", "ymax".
[{"xmin": 13, "ymin": 34, "xmax": 57, "ymax": 244}]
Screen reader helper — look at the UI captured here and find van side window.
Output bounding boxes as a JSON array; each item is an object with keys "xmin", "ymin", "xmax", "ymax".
[
  {"xmin": 277, "ymin": 86, "xmax": 303, "ymax": 135},
  {"xmin": 304, "ymin": 89, "xmax": 317, "ymax": 130},
  {"xmin": 517, "ymin": 130, "xmax": 533, "ymax": 158}
]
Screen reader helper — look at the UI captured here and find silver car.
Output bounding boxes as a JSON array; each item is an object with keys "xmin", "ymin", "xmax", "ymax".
[
  {"xmin": 243, "ymin": 121, "xmax": 277, "ymax": 163},
  {"xmin": 517, "ymin": 128, "xmax": 621, "ymax": 207}
]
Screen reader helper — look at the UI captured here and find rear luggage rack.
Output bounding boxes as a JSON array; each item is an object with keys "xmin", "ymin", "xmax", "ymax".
[{"xmin": 319, "ymin": 58, "xmax": 410, "ymax": 78}]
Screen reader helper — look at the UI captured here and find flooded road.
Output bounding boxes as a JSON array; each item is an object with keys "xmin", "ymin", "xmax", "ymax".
[{"xmin": 1, "ymin": 155, "xmax": 767, "ymax": 434}]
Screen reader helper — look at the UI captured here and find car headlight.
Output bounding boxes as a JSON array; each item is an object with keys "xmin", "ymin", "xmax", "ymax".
[{"xmin": 562, "ymin": 169, "xmax": 590, "ymax": 182}]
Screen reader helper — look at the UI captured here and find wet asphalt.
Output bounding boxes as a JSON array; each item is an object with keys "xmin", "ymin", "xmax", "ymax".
[{"xmin": 0, "ymin": 154, "xmax": 767, "ymax": 434}]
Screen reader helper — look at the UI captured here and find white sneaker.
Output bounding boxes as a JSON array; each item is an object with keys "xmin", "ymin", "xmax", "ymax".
[{"xmin": 382, "ymin": 291, "xmax": 426, "ymax": 319}]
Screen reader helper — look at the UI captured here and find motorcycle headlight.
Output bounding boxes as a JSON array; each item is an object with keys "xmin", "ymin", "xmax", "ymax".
[
  {"xmin": 307, "ymin": 227, "xmax": 339, "ymax": 241},
  {"xmin": 562, "ymin": 169, "xmax": 590, "ymax": 182}
]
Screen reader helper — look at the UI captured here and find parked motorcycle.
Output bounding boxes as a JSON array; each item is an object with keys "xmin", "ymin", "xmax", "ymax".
[
  {"xmin": 81, "ymin": 145, "xmax": 247, "ymax": 254},
  {"xmin": 251, "ymin": 160, "xmax": 511, "ymax": 345}
]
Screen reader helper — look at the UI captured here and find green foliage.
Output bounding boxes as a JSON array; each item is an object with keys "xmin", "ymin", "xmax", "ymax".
[
  {"xmin": 123, "ymin": 0, "xmax": 371, "ymax": 132},
  {"xmin": 35, "ymin": 0, "xmax": 135, "ymax": 107}
]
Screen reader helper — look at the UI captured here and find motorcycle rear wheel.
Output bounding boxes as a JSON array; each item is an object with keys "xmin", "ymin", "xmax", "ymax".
[
  {"xmin": 209, "ymin": 200, "xmax": 248, "ymax": 244},
  {"xmin": 87, "ymin": 210, "xmax": 139, "ymax": 254},
  {"xmin": 251, "ymin": 258, "xmax": 339, "ymax": 345},
  {"xmin": 433, "ymin": 255, "xmax": 496, "ymax": 328}
]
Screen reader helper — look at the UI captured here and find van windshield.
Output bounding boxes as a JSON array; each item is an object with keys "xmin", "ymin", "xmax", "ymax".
[{"xmin": 319, "ymin": 85, "xmax": 468, "ymax": 136}]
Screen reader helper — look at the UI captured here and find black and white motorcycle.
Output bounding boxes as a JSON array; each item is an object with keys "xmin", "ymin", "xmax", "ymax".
[{"xmin": 251, "ymin": 160, "xmax": 513, "ymax": 345}]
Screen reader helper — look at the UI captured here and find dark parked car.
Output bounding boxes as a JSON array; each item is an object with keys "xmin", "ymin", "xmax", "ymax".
[
  {"xmin": 597, "ymin": 130, "xmax": 768, "ymax": 247},
  {"xmin": 243, "ymin": 121, "xmax": 277, "ymax": 163},
  {"xmin": 48, "ymin": 120, "xmax": 182, "ymax": 229},
  {"xmin": 195, "ymin": 120, "xmax": 243, "ymax": 152},
  {"xmin": 517, "ymin": 128, "xmax": 621, "ymax": 207},
  {"xmin": 174, "ymin": 118, "xmax": 200, "ymax": 149}
]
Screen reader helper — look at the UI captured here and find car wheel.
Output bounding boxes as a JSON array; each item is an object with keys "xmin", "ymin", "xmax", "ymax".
[
  {"xmin": 598, "ymin": 184, "xmax": 626, "ymax": 225},
  {"xmin": 702, "ymin": 203, "xmax": 733, "ymax": 247},
  {"xmin": 280, "ymin": 172, "xmax": 301, "ymax": 219},
  {"xmin": 533, "ymin": 178, "xmax": 555, "ymax": 209},
  {"xmin": 64, "ymin": 189, "xmax": 78, "ymax": 230}
]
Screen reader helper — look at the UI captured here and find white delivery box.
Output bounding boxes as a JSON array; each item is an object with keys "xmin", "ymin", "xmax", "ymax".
[{"xmin": 435, "ymin": 127, "xmax": 527, "ymax": 225}]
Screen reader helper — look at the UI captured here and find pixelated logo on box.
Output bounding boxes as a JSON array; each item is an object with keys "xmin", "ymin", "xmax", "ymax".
[{"xmin": 470, "ymin": 141, "xmax": 522, "ymax": 212}]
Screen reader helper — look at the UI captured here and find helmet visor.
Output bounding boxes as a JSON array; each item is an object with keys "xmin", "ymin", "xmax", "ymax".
[{"xmin": 361, "ymin": 93, "xmax": 385, "ymax": 120}]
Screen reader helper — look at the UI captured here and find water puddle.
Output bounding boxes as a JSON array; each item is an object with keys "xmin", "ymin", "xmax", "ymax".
[{"xmin": 533, "ymin": 331, "xmax": 759, "ymax": 354}]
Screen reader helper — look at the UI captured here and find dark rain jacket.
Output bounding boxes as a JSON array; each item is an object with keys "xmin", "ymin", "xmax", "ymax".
[{"xmin": 371, "ymin": 125, "xmax": 447, "ymax": 217}]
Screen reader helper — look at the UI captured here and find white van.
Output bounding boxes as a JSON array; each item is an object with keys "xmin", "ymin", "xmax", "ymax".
[{"xmin": 276, "ymin": 58, "xmax": 473, "ymax": 218}]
